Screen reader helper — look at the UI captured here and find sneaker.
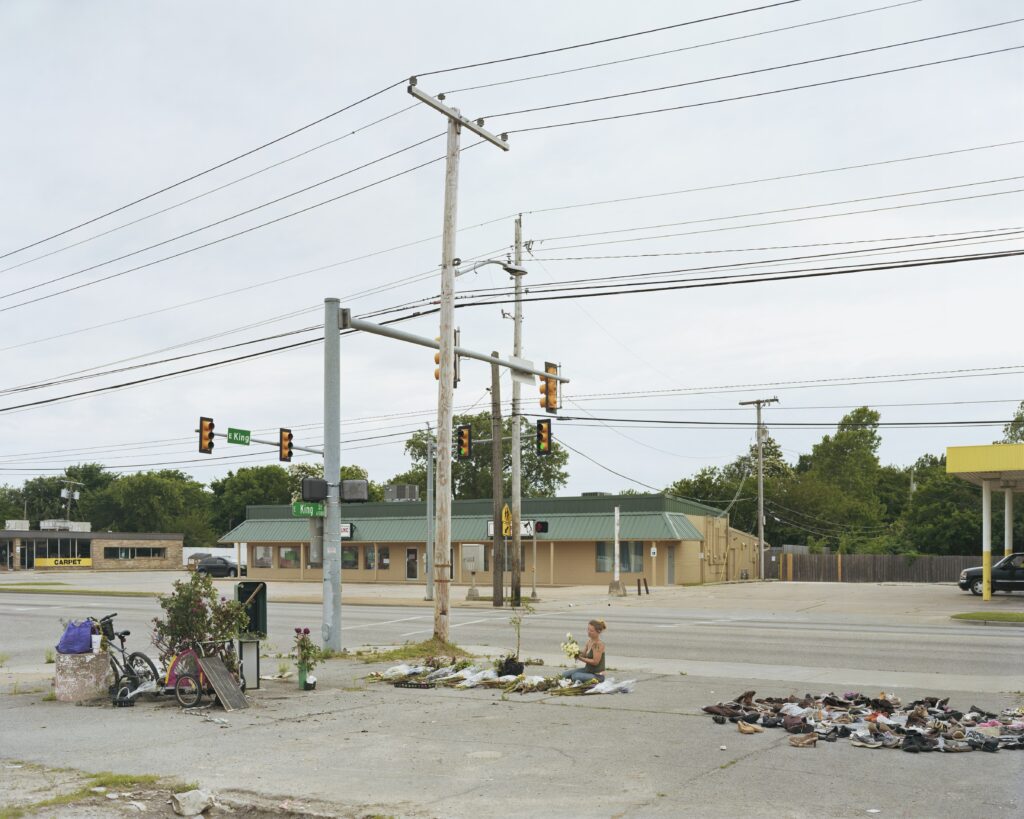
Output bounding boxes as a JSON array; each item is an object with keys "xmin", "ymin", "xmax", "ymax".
[
  {"xmin": 712, "ymin": 715, "xmax": 727, "ymax": 725},
  {"xmin": 851, "ymin": 738, "xmax": 883, "ymax": 749},
  {"xmin": 738, "ymin": 721, "xmax": 764, "ymax": 734},
  {"xmin": 789, "ymin": 733, "xmax": 818, "ymax": 748},
  {"xmin": 880, "ymin": 733, "xmax": 901, "ymax": 749}
]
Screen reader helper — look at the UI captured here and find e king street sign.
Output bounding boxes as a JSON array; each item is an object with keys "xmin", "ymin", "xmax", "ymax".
[
  {"xmin": 292, "ymin": 501, "xmax": 325, "ymax": 517},
  {"xmin": 227, "ymin": 428, "xmax": 251, "ymax": 445}
]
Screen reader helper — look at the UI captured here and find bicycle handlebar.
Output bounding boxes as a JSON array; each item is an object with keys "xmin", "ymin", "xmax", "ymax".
[{"xmin": 100, "ymin": 613, "xmax": 118, "ymax": 621}]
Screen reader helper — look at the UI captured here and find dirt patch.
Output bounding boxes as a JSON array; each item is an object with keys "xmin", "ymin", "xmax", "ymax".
[{"xmin": 0, "ymin": 761, "xmax": 319, "ymax": 818}]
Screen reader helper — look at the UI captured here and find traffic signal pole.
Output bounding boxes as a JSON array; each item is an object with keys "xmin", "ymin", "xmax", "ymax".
[
  {"xmin": 322, "ymin": 297, "xmax": 343, "ymax": 652},
  {"xmin": 490, "ymin": 356, "xmax": 504, "ymax": 608}
]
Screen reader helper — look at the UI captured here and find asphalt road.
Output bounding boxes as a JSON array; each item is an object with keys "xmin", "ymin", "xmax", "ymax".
[{"xmin": 2, "ymin": 592, "xmax": 1020, "ymax": 690}]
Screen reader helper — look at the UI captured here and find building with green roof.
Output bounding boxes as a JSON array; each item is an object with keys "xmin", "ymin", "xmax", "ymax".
[{"xmin": 219, "ymin": 493, "xmax": 758, "ymax": 586}]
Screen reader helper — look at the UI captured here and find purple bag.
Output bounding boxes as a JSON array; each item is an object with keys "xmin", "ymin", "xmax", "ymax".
[{"xmin": 56, "ymin": 620, "xmax": 94, "ymax": 654}]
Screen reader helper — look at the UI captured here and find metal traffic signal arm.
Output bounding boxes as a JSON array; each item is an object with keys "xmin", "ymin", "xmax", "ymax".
[
  {"xmin": 340, "ymin": 310, "xmax": 570, "ymax": 386},
  {"xmin": 195, "ymin": 418, "xmax": 324, "ymax": 456}
]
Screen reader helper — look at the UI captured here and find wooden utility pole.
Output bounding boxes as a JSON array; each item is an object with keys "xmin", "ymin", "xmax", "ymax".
[
  {"xmin": 509, "ymin": 214, "xmax": 523, "ymax": 606},
  {"xmin": 739, "ymin": 396, "xmax": 779, "ymax": 580},
  {"xmin": 490, "ymin": 356, "xmax": 504, "ymax": 607},
  {"xmin": 406, "ymin": 80, "xmax": 510, "ymax": 643}
]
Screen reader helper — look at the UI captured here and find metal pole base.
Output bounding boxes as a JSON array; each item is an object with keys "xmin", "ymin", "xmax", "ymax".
[
  {"xmin": 530, "ymin": 590, "xmax": 540, "ymax": 602},
  {"xmin": 466, "ymin": 586, "xmax": 480, "ymax": 601},
  {"xmin": 607, "ymin": 580, "xmax": 627, "ymax": 597}
]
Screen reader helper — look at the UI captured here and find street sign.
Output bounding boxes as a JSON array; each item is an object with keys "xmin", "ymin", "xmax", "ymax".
[
  {"xmin": 488, "ymin": 519, "xmax": 534, "ymax": 538},
  {"xmin": 502, "ymin": 504, "xmax": 512, "ymax": 536},
  {"xmin": 509, "ymin": 356, "xmax": 536, "ymax": 386},
  {"xmin": 292, "ymin": 501, "xmax": 325, "ymax": 517},
  {"xmin": 227, "ymin": 428, "xmax": 251, "ymax": 445},
  {"xmin": 340, "ymin": 523, "xmax": 352, "ymax": 539}
]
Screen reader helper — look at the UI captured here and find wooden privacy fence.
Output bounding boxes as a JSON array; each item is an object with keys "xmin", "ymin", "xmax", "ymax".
[{"xmin": 776, "ymin": 554, "xmax": 980, "ymax": 583}]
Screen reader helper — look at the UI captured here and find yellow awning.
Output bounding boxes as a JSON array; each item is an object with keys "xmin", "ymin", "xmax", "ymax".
[{"xmin": 946, "ymin": 443, "xmax": 1024, "ymax": 487}]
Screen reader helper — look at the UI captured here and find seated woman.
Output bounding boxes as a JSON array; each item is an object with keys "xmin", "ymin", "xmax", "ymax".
[{"xmin": 561, "ymin": 619, "xmax": 606, "ymax": 683}]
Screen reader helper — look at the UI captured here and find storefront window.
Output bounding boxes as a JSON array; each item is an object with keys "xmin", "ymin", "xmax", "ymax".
[
  {"xmin": 254, "ymin": 546, "xmax": 273, "ymax": 568},
  {"xmin": 595, "ymin": 542, "xmax": 612, "ymax": 573},
  {"xmin": 279, "ymin": 546, "xmax": 300, "ymax": 569},
  {"xmin": 379, "ymin": 546, "xmax": 390, "ymax": 569},
  {"xmin": 342, "ymin": 546, "xmax": 358, "ymax": 570},
  {"xmin": 595, "ymin": 541, "xmax": 643, "ymax": 573},
  {"xmin": 365, "ymin": 544, "xmax": 376, "ymax": 570}
]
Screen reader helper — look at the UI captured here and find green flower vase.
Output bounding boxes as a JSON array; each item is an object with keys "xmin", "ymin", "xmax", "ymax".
[{"xmin": 298, "ymin": 663, "xmax": 308, "ymax": 690}]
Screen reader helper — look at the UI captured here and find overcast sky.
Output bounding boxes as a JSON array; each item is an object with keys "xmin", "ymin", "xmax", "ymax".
[{"xmin": 0, "ymin": 0, "xmax": 1021, "ymax": 504}]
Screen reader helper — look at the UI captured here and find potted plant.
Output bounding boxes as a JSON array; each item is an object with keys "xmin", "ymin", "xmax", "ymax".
[{"xmin": 293, "ymin": 627, "xmax": 321, "ymax": 690}]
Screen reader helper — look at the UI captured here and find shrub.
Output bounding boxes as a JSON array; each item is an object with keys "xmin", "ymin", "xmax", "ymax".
[{"xmin": 151, "ymin": 572, "xmax": 249, "ymax": 668}]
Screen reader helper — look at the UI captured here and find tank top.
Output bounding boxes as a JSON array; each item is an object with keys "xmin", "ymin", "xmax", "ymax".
[{"xmin": 582, "ymin": 641, "xmax": 606, "ymax": 674}]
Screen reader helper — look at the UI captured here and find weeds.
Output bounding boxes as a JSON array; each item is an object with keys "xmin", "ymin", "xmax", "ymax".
[
  {"xmin": 44, "ymin": 648, "xmax": 55, "ymax": 664},
  {"xmin": 0, "ymin": 653, "xmax": 9, "ymax": 667},
  {"xmin": 42, "ymin": 692, "xmax": 56, "ymax": 702},
  {"xmin": 357, "ymin": 638, "xmax": 471, "ymax": 664}
]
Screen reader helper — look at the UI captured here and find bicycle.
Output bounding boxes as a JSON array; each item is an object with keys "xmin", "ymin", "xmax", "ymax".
[
  {"xmin": 95, "ymin": 612, "xmax": 160, "ymax": 697},
  {"xmin": 164, "ymin": 639, "xmax": 244, "ymax": 707}
]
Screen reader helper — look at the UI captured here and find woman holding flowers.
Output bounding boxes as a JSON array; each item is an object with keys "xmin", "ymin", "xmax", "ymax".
[{"xmin": 561, "ymin": 619, "xmax": 606, "ymax": 683}]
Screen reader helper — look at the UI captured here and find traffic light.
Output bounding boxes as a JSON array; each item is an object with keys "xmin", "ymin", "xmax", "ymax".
[
  {"xmin": 539, "ymin": 361, "xmax": 559, "ymax": 413},
  {"xmin": 535, "ymin": 521, "xmax": 549, "ymax": 534},
  {"xmin": 536, "ymin": 418, "xmax": 552, "ymax": 456},
  {"xmin": 279, "ymin": 428, "xmax": 293, "ymax": 462},
  {"xmin": 433, "ymin": 329, "xmax": 461, "ymax": 387},
  {"xmin": 456, "ymin": 425, "xmax": 472, "ymax": 460},
  {"xmin": 199, "ymin": 417, "xmax": 215, "ymax": 454}
]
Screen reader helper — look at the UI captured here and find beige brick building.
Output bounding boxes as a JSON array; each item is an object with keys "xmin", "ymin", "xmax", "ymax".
[{"xmin": 0, "ymin": 528, "xmax": 183, "ymax": 571}]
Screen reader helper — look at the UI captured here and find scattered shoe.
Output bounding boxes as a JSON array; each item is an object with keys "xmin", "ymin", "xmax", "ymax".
[
  {"xmin": 852, "ymin": 738, "xmax": 883, "ymax": 749},
  {"xmin": 738, "ymin": 720, "xmax": 764, "ymax": 734},
  {"xmin": 789, "ymin": 733, "xmax": 818, "ymax": 748},
  {"xmin": 712, "ymin": 715, "xmax": 727, "ymax": 725}
]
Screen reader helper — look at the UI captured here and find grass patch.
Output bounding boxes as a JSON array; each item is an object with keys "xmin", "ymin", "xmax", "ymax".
[
  {"xmin": 0, "ymin": 807, "xmax": 27, "ymax": 819},
  {"xmin": 44, "ymin": 648, "xmax": 55, "ymax": 664},
  {"xmin": 952, "ymin": 611, "xmax": 1024, "ymax": 623},
  {"xmin": 356, "ymin": 638, "xmax": 472, "ymax": 664},
  {"xmin": 719, "ymin": 759, "xmax": 738, "ymax": 770},
  {"xmin": 0, "ymin": 653, "xmax": 8, "ymax": 667},
  {"xmin": 31, "ymin": 772, "xmax": 161, "ymax": 810},
  {"xmin": 41, "ymin": 692, "xmax": 56, "ymax": 702},
  {"xmin": 0, "ymin": 588, "xmax": 158, "ymax": 598},
  {"xmin": 319, "ymin": 647, "xmax": 348, "ymax": 660}
]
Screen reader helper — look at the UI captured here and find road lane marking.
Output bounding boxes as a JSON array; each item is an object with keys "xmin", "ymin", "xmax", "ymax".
[
  {"xmin": 341, "ymin": 615, "xmax": 425, "ymax": 631},
  {"xmin": 399, "ymin": 616, "xmax": 501, "ymax": 637}
]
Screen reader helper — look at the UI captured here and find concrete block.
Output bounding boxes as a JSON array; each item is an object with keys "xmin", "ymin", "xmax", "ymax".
[{"xmin": 55, "ymin": 651, "xmax": 111, "ymax": 702}]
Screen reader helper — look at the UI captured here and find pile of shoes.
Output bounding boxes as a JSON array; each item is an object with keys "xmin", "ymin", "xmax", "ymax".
[{"xmin": 703, "ymin": 690, "xmax": 1024, "ymax": 753}]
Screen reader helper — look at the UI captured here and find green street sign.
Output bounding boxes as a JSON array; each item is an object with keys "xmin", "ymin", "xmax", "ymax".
[
  {"xmin": 227, "ymin": 428, "xmax": 251, "ymax": 445},
  {"xmin": 292, "ymin": 501, "xmax": 325, "ymax": 517}
]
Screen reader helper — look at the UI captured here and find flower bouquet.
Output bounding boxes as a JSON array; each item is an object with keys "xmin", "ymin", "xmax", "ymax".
[
  {"xmin": 293, "ymin": 627, "xmax": 321, "ymax": 690},
  {"xmin": 560, "ymin": 632, "xmax": 580, "ymax": 660}
]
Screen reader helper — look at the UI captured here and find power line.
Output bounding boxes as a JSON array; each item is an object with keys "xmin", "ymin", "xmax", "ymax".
[
  {"xmin": 1, "ymin": 132, "xmax": 445, "ymax": 302},
  {"xmin": 488, "ymin": 19, "xmax": 1024, "ymax": 119},
  {"xmin": 532, "ymin": 175, "xmax": 1024, "ymax": 245},
  {"xmin": 442, "ymin": 1, "xmax": 922, "ymax": 94},
  {"xmin": 452, "ymin": 249, "xmax": 1024, "ymax": 307},
  {"xmin": 505, "ymin": 45, "xmax": 1024, "ymax": 133},
  {"xmin": 0, "ymin": 80, "xmax": 406, "ymax": 262},
  {"xmin": 0, "ymin": 104, "xmax": 419, "ymax": 278},
  {"xmin": 416, "ymin": 1, "xmax": 805, "ymax": 77},
  {"xmin": 0, "ymin": 145, "xmax": 475, "ymax": 316}
]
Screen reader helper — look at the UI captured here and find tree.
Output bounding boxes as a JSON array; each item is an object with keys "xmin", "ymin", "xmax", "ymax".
[
  {"xmin": 88, "ymin": 470, "xmax": 216, "ymax": 549},
  {"xmin": 397, "ymin": 413, "xmax": 569, "ymax": 500},
  {"xmin": 209, "ymin": 465, "xmax": 292, "ymax": 533},
  {"xmin": 285, "ymin": 462, "xmax": 384, "ymax": 502},
  {"xmin": 1001, "ymin": 400, "xmax": 1024, "ymax": 443}
]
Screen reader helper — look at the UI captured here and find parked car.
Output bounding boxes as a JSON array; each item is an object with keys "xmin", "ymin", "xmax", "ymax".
[
  {"xmin": 195, "ymin": 556, "xmax": 246, "ymax": 578},
  {"xmin": 958, "ymin": 552, "xmax": 1024, "ymax": 595}
]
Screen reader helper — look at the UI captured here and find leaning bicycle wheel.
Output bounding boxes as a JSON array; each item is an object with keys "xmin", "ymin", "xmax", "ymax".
[
  {"xmin": 127, "ymin": 652, "xmax": 160, "ymax": 689},
  {"xmin": 174, "ymin": 674, "xmax": 203, "ymax": 708}
]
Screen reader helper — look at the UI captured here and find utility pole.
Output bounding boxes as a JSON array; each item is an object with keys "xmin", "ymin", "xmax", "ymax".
[
  {"xmin": 739, "ymin": 397, "xmax": 779, "ymax": 581},
  {"xmin": 425, "ymin": 432, "xmax": 435, "ymax": 601},
  {"xmin": 322, "ymin": 298, "xmax": 343, "ymax": 652},
  {"xmin": 490, "ymin": 356, "xmax": 505, "ymax": 607},
  {"xmin": 408, "ymin": 80, "xmax": 509, "ymax": 643},
  {"xmin": 509, "ymin": 214, "xmax": 524, "ymax": 607}
]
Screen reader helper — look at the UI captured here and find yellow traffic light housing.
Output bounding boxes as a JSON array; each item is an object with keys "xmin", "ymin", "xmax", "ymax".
[
  {"xmin": 433, "ymin": 329, "xmax": 461, "ymax": 387},
  {"xmin": 279, "ymin": 428, "xmax": 293, "ymax": 462},
  {"xmin": 536, "ymin": 418, "xmax": 552, "ymax": 456},
  {"xmin": 456, "ymin": 425, "xmax": 472, "ymax": 460},
  {"xmin": 199, "ymin": 417, "xmax": 215, "ymax": 454},
  {"xmin": 539, "ymin": 361, "xmax": 559, "ymax": 413}
]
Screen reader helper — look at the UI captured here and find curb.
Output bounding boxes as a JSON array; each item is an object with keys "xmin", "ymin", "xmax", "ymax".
[{"xmin": 949, "ymin": 617, "xmax": 1024, "ymax": 628}]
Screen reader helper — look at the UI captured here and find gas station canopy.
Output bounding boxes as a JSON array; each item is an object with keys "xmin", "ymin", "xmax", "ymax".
[{"xmin": 946, "ymin": 442, "xmax": 1024, "ymax": 487}]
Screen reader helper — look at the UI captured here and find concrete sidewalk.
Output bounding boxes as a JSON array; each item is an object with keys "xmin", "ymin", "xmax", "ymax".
[{"xmin": 2, "ymin": 654, "xmax": 1021, "ymax": 818}]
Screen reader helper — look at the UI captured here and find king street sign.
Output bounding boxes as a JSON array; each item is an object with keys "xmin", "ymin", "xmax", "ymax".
[
  {"xmin": 227, "ymin": 427, "xmax": 251, "ymax": 445},
  {"xmin": 292, "ymin": 501, "xmax": 324, "ymax": 517}
]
